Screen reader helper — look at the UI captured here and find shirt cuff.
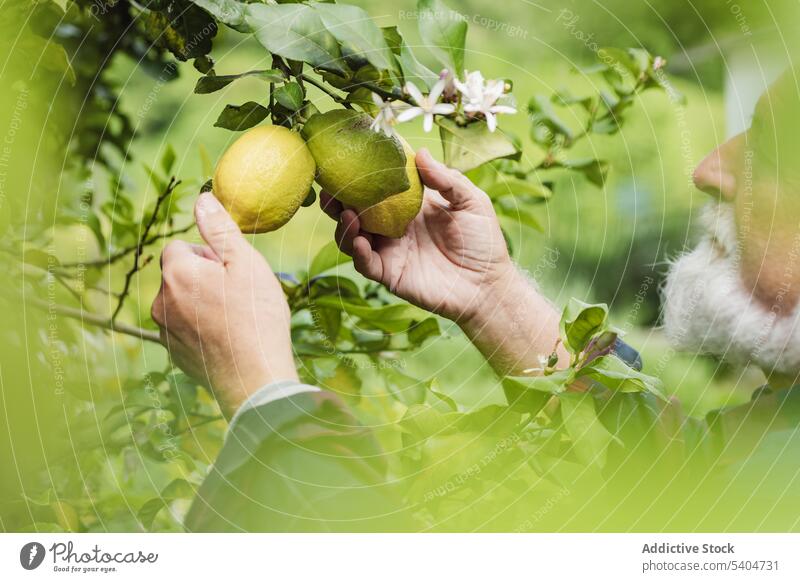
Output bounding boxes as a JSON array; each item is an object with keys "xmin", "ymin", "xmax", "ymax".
[{"xmin": 228, "ymin": 379, "xmax": 321, "ymax": 429}]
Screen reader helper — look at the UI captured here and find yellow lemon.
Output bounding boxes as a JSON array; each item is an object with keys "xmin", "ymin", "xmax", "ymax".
[
  {"xmin": 301, "ymin": 109, "xmax": 409, "ymax": 208},
  {"xmin": 213, "ymin": 125, "xmax": 316, "ymax": 233},
  {"xmin": 353, "ymin": 138, "xmax": 423, "ymax": 238}
]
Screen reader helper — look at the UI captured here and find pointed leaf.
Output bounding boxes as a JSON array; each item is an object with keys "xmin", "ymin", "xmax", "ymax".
[
  {"xmin": 194, "ymin": 69, "xmax": 284, "ymax": 94},
  {"xmin": 417, "ymin": 0, "xmax": 467, "ymax": 73},
  {"xmin": 438, "ymin": 118, "xmax": 520, "ymax": 172},
  {"xmin": 311, "ymin": 3, "xmax": 395, "ymax": 72},
  {"xmin": 213, "ymin": 102, "xmax": 269, "ymax": 131},
  {"xmin": 246, "ymin": 4, "xmax": 345, "ymax": 74},
  {"xmin": 560, "ymin": 298, "xmax": 609, "ymax": 354}
]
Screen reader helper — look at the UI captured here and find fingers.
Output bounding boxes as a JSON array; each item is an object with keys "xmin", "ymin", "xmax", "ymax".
[
  {"xmin": 352, "ymin": 235, "xmax": 384, "ymax": 282},
  {"xmin": 194, "ymin": 192, "xmax": 248, "ymax": 266},
  {"xmin": 334, "ymin": 209, "xmax": 361, "ymax": 255},
  {"xmin": 416, "ymin": 148, "xmax": 479, "ymax": 208},
  {"xmin": 151, "ymin": 288, "xmax": 165, "ymax": 328},
  {"xmin": 160, "ymin": 240, "xmax": 202, "ymax": 268},
  {"xmin": 320, "ymin": 191, "xmax": 343, "ymax": 220}
]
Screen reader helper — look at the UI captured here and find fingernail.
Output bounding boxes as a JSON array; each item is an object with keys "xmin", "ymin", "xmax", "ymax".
[{"xmin": 197, "ymin": 192, "xmax": 223, "ymax": 217}]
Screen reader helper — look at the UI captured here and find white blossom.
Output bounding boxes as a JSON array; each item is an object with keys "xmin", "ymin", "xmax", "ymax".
[
  {"xmin": 455, "ymin": 70, "xmax": 517, "ymax": 132},
  {"xmin": 396, "ymin": 79, "xmax": 456, "ymax": 133},
  {"xmin": 369, "ymin": 92, "xmax": 401, "ymax": 136}
]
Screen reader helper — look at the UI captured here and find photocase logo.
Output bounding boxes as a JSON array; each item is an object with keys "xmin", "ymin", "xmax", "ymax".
[{"xmin": 20, "ymin": 542, "xmax": 46, "ymax": 570}]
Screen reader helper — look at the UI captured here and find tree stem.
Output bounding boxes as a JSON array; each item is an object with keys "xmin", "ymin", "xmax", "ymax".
[{"xmin": 25, "ymin": 296, "xmax": 162, "ymax": 344}]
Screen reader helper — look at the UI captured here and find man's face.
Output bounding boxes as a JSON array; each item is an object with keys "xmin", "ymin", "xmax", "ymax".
[{"xmin": 663, "ymin": 68, "xmax": 800, "ymax": 376}]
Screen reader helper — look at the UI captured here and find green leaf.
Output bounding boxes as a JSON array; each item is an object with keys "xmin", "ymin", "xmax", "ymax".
[
  {"xmin": 598, "ymin": 47, "xmax": 641, "ymax": 79},
  {"xmin": 137, "ymin": 479, "xmax": 194, "ymax": 530},
  {"xmin": 486, "ymin": 177, "xmax": 552, "ymax": 201},
  {"xmin": 502, "ymin": 370, "xmax": 572, "ymax": 415},
  {"xmin": 494, "ymin": 197, "xmax": 542, "ymax": 232},
  {"xmin": 310, "ymin": 357, "xmax": 361, "ymax": 398},
  {"xmin": 309, "ymin": 275, "xmax": 361, "ymax": 299},
  {"xmin": 426, "ymin": 378, "xmax": 458, "ymax": 412},
  {"xmin": 576, "ymin": 355, "xmax": 664, "ymax": 398},
  {"xmin": 528, "ymin": 94, "xmax": 575, "ymax": 145},
  {"xmin": 417, "ymin": 0, "xmax": 467, "ymax": 73},
  {"xmin": 407, "ymin": 317, "xmax": 440, "ymax": 346},
  {"xmin": 166, "ymin": 372, "xmax": 198, "ymax": 420},
  {"xmin": 382, "ymin": 26, "xmax": 403, "ymax": 55},
  {"xmin": 160, "ymin": 144, "xmax": 176, "ymax": 174},
  {"xmin": 246, "ymin": 4, "xmax": 345, "ymax": 75},
  {"xmin": 313, "ymin": 296, "xmax": 428, "ymax": 332},
  {"xmin": 560, "ymin": 298, "xmax": 609, "ymax": 354},
  {"xmin": 310, "ymin": 303, "xmax": 341, "ymax": 342},
  {"xmin": 456, "ymin": 405, "xmax": 521, "ymax": 436},
  {"xmin": 559, "ymin": 392, "xmax": 615, "ymax": 468},
  {"xmin": 309, "ymin": 241, "xmax": 352, "ymax": 278},
  {"xmin": 311, "ymin": 3, "xmax": 395, "ymax": 72},
  {"xmin": 302, "ymin": 186, "xmax": 317, "ymax": 207},
  {"xmin": 194, "ymin": 69, "xmax": 284, "ymax": 94},
  {"xmin": 189, "ymin": 0, "xmax": 249, "ymax": 31},
  {"xmin": 213, "ymin": 102, "xmax": 269, "ymax": 131},
  {"xmin": 385, "ymin": 369, "xmax": 427, "ymax": 406},
  {"xmin": 274, "ymin": 81, "xmax": 304, "ymax": 111},
  {"xmin": 141, "ymin": 7, "xmax": 217, "ymax": 61},
  {"xmin": 438, "ymin": 118, "xmax": 520, "ymax": 173},
  {"xmin": 560, "ymin": 158, "xmax": 610, "ymax": 187},
  {"xmin": 505, "ymin": 370, "xmax": 571, "ymax": 396},
  {"xmin": 400, "ymin": 404, "xmax": 454, "ymax": 440},
  {"xmin": 398, "ymin": 42, "xmax": 438, "ymax": 89}
]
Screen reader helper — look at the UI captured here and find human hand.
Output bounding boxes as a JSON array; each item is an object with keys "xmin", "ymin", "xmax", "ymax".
[
  {"xmin": 321, "ymin": 148, "xmax": 515, "ymax": 324},
  {"xmin": 151, "ymin": 193, "xmax": 298, "ymax": 419},
  {"xmin": 323, "ymin": 149, "xmax": 567, "ymax": 375}
]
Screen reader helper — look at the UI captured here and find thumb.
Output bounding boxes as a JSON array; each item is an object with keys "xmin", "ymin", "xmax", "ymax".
[
  {"xmin": 194, "ymin": 192, "xmax": 249, "ymax": 266},
  {"xmin": 415, "ymin": 148, "xmax": 481, "ymax": 209}
]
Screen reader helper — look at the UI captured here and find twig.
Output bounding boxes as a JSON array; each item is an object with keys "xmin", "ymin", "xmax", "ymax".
[
  {"xmin": 58, "ymin": 222, "xmax": 195, "ymax": 270},
  {"xmin": 24, "ymin": 296, "xmax": 162, "ymax": 344},
  {"xmin": 112, "ymin": 177, "xmax": 180, "ymax": 323},
  {"xmin": 358, "ymin": 81, "xmax": 409, "ymax": 104},
  {"xmin": 300, "ymin": 74, "xmax": 353, "ymax": 109}
]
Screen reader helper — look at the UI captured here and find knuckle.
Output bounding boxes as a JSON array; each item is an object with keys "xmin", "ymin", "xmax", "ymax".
[{"xmin": 151, "ymin": 298, "xmax": 164, "ymax": 326}]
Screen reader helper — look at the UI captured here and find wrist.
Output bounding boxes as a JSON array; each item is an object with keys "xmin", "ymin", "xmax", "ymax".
[
  {"xmin": 215, "ymin": 354, "xmax": 299, "ymax": 419},
  {"xmin": 457, "ymin": 265, "xmax": 566, "ymax": 377},
  {"xmin": 458, "ymin": 264, "xmax": 527, "ymax": 332}
]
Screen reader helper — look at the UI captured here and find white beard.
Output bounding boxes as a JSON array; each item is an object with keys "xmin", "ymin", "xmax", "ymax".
[{"xmin": 662, "ymin": 202, "xmax": 800, "ymax": 375}]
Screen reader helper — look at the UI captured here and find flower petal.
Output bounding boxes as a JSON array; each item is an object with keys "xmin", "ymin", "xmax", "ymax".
[
  {"xmin": 431, "ymin": 103, "xmax": 456, "ymax": 115},
  {"xmin": 485, "ymin": 112, "xmax": 497, "ymax": 132},
  {"xmin": 423, "ymin": 113, "xmax": 434, "ymax": 133},
  {"xmin": 396, "ymin": 107, "xmax": 423, "ymax": 123},
  {"xmin": 428, "ymin": 77, "xmax": 447, "ymax": 103},
  {"xmin": 490, "ymin": 105, "xmax": 517, "ymax": 115},
  {"xmin": 404, "ymin": 81, "xmax": 425, "ymax": 106}
]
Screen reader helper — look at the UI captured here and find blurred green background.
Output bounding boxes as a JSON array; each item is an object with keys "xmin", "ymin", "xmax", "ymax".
[{"xmin": 3, "ymin": 0, "xmax": 797, "ymax": 531}]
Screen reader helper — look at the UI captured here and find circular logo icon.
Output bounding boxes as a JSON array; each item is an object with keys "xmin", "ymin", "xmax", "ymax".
[{"xmin": 19, "ymin": 542, "xmax": 46, "ymax": 570}]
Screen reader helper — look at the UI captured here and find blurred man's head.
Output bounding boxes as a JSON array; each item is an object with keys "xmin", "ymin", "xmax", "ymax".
[{"xmin": 663, "ymin": 67, "xmax": 800, "ymax": 378}]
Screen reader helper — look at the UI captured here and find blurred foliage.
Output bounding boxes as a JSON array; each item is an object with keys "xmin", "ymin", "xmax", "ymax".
[{"xmin": 0, "ymin": 0, "xmax": 764, "ymax": 532}]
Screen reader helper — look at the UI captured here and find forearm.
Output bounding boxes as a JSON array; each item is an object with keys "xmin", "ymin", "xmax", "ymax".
[{"xmin": 459, "ymin": 267, "xmax": 570, "ymax": 377}]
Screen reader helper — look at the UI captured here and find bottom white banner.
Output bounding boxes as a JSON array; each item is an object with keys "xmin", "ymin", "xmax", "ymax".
[{"xmin": 1, "ymin": 533, "xmax": 797, "ymax": 581}]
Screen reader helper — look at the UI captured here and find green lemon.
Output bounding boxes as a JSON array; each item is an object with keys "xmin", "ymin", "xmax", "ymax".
[
  {"xmin": 353, "ymin": 138, "xmax": 423, "ymax": 238},
  {"xmin": 213, "ymin": 125, "xmax": 316, "ymax": 233},
  {"xmin": 301, "ymin": 109, "xmax": 410, "ymax": 208}
]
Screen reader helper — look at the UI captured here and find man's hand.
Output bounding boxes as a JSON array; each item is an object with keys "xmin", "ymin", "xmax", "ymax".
[
  {"xmin": 322, "ymin": 148, "xmax": 515, "ymax": 323},
  {"xmin": 324, "ymin": 148, "xmax": 568, "ymax": 375},
  {"xmin": 151, "ymin": 193, "xmax": 297, "ymax": 419}
]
